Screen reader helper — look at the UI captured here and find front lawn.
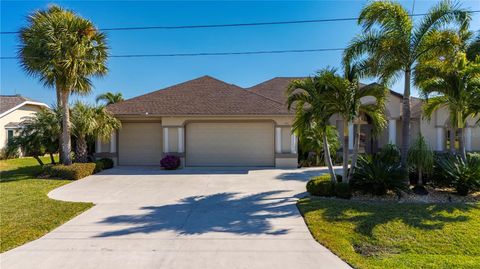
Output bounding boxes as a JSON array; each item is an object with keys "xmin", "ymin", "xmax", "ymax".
[
  {"xmin": 298, "ymin": 197, "xmax": 480, "ymax": 269},
  {"xmin": 0, "ymin": 157, "xmax": 93, "ymax": 252}
]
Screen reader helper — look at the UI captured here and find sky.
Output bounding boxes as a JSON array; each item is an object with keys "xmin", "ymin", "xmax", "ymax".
[{"xmin": 1, "ymin": 0, "xmax": 479, "ymax": 105}]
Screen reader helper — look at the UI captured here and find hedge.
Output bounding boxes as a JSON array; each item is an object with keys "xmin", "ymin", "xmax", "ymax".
[
  {"xmin": 43, "ymin": 163, "xmax": 96, "ymax": 180},
  {"xmin": 306, "ymin": 175, "xmax": 335, "ymax": 197}
]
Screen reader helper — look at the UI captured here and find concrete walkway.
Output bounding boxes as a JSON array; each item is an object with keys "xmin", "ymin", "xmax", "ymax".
[{"xmin": 1, "ymin": 166, "xmax": 350, "ymax": 269}]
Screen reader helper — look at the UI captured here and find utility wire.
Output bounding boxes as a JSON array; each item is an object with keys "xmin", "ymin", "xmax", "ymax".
[
  {"xmin": 0, "ymin": 48, "xmax": 346, "ymax": 59},
  {"xmin": 2, "ymin": 10, "xmax": 479, "ymax": 34}
]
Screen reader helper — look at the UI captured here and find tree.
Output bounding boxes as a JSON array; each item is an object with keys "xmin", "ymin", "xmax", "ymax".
[
  {"xmin": 344, "ymin": 0, "xmax": 471, "ymax": 167},
  {"xmin": 415, "ymin": 53, "xmax": 480, "ymax": 160},
  {"xmin": 297, "ymin": 121, "xmax": 340, "ymax": 167},
  {"xmin": 317, "ymin": 67, "xmax": 387, "ymax": 182},
  {"xmin": 71, "ymin": 102, "xmax": 121, "ymax": 163},
  {"xmin": 10, "ymin": 108, "xmax": 61, "ymax": 166},
  {"xmin": 287, "ymin": 74, "xmax": 338, "ymax": 182},
  {"xmin": 96, "ymin": 92, "xmax": 124, "ymax": 105},
  {"xmin": 19, "ymin": 5, "xmax": 108, "ymax": 165},
  {"xmin": 408, "ymin": 135, "xmax": 434, "ymax": 186}
]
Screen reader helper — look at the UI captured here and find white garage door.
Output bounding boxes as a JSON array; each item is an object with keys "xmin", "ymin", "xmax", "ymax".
[
  {"xmin": 186, "ymin": 122, "xmax": 274, "ymax": 167},
  {"xmin": 118, "ymin": 122, "xmax": 163, "ymax": 165}
]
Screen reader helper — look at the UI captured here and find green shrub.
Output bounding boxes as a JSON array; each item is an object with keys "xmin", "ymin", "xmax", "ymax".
[
  {"xmin": 437, "ymin": 154, "xmax": 480, "ymax": 196},
  {"xmin": 378, "ymin": 144, "xmax": 401, "ymax": 165},
  {"xmin": 351, "ymin": 154, "xmax": 408, "ymax": 196},
  {"xmin": 334, "ymin": 182, "xmax": 352, "ymax": 199},
  {"xmin": 43, "ymin": 163, "xmax": 96, "ymax": 180},
  {"xmin": 94, "ymin": 161, "xmax": 104, "ymax": 173},
  {"xmin": 306, "ymin": 174, "xmax": 335, "ymax": 197},
  {"xmin": 98, "ymin": 158, "xmax": 114, "ymax": 169}
]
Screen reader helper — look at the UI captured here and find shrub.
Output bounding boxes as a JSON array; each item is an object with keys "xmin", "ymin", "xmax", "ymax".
[
  {"xmin": 407, "ymin": 135, "xmax": 433, "ymax": 186},
  {"xmin": 94, "ymin": 161, "xmax": 104, "ymax": 173},
  {"xmin": 334, "ymin": 182, "xmax": 352, "ymax": 199},
  {"xmin": 351, "ymin": 154, "xmax": 408, "ymax": 196},
  {"xmin": 437, "ymin": 154, "xmax": 480, "ymax": 196},
  {"xmin": 378, "ymin": 144, "xmax": 401, "ymax": 165},
  {"xmin": 306, "ymin": 175, "xmax": 335, "ymax": 197},
  {"xmin": 160, "ymin": 155, "xmax": 181, "ymax": 170},
  {"xmin": 43, "ymin": 163, "xmax": 96, "ymax": 180},
  {"xmin": 98, "ymin": 158, "xmax": 114, "ymax": 169}
]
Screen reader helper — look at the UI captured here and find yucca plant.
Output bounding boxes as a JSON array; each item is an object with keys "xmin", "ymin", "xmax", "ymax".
[
  {"xmin": 408, "ymin": 135, "xmax": 434, "ymax": 187},
  {"xmin": 437, "ymin": 154, "xmax": 480, "ymax": 195},
  {"xmin": 351, "ymin": 153, "xmax": 408, "ymax": 196}
]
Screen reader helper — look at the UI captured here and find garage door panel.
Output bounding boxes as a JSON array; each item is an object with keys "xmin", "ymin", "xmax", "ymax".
[
  {"xmin": 186, "ymin": 122, "xmax": 274, "ymax": 166},
  {"xmin": 119, "ymin": 122, "xmax": 162, "ymax": 165}
]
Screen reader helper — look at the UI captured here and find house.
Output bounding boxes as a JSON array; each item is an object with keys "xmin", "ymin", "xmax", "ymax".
[
  {"xmin": 0, "ymin": 95, "xmax": 49, "ymax": 152},
  {"xmin": 97, "ymin": 76, "xmax": 480, "ymax": 167}
]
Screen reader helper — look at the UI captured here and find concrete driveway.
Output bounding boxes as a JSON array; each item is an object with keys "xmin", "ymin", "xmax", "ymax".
[{"xmin": 1, "ymin": 166, "xmax": 350, "ymax": 269}]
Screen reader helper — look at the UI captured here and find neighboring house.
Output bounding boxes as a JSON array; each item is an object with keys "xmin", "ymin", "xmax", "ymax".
[
  {"xmin": 97, "ymin": 76, "xmax": 479, "ymax": 167},
  {"xmin": 0, "ymin": 95, "xmax": 49, "ymax": 153}
]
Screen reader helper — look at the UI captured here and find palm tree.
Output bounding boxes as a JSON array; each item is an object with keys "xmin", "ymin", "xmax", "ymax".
[
  {"xmin": 286, "ymin": 74, "xmax": 337, "ymax": 182},
  {"xmin": 408, "ymin": 135, "xmax": 434, "ymax": 186},
  {"xmin": 415, "ymin": 53, "xmax": 480, "ymax": 161},
  {"xmin": 71, "ymin": 102, "xmax": 121, "ymax": 163},
  {"xmin": 297, "ymin": 120, "xmax": 340, "ymax": 167},
  {"xmin": 11, "ymin": 108, "xmax": 61, "ymax": 165},
  {"xmin": 96, "ymin": 92, "xmax": 124, "ymax": 105},
  {"xmin": 344, "ymin": 0, "xmax": 471, "ymax": 166},
  {"xmin": 19, "ymin": 5, "xmax": 108, "ymax": 165},
  {"xmin": 320, "ymin": 67, "xmax": 387, "ymax": 182}
]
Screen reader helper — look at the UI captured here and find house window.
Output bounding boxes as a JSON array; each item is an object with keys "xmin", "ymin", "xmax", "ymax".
[{"xmin": 7, "ymin": 130, "xmax": 14, "ymax": 142}]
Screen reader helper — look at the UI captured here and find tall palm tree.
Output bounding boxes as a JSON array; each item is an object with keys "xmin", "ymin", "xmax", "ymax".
[
  {"xmin": 344, "ymin": 0, "xmax": 471, "ymax": 166},
  {"xmin": 415, "ymin": 53, "xmax": 480, "ymax": 161},
  {"xmin": 71, "ymin": 102, "xmax": 121, "ymax": 163},
  {"xmin": 96, "ymin": 92, "xmax": 124, "ymax": 105},
  {"xmin": 320, "ymin": 67, "xmax": 387, "ymax": 182},
  {"xmin": 19, "ymin": 5, "xmax": 108, "ymax": 165},
  {"xmin": 286, "ymin": 74, "xmax": 337, "ymax": 182}
]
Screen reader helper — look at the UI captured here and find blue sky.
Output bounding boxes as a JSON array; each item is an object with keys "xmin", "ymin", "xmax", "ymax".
[{"xmin": 1, "ymin": 0, "xmax": 479, "ymax": 105}]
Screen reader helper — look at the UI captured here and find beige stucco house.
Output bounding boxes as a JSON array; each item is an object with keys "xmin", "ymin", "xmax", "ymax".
[
  {"xmin": 97, "ymin": 76, "xmax": 479, "ymax": 168},
  {"xmin": 0, "ymin": 95, "xmax": 49, "ymax": 153}
]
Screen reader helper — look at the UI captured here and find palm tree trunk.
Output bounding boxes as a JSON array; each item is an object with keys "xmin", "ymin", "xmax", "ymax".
[
  {"xmin": 449, "ymin": 127, "xmax": 456, "ymax": 153},
  {"xmin": 49, "ymin": 153, "xmax": 56, "ymax": 164},
  {"xmin": 458, "ymin": 127, "xmax": 466, "ymax": 161},
  {"xmin": 342, "ymin": 120, "xmax": 349, "ymax": 183},
  {"xmin": 401, "ymin": 68, "xmax": 412, "ymax": 168},
  {"xmin": 418, "ymin": 167, "xmax": 423, "ymax": 186},
  {"xmin": 33, "ymin": 155, "xmax": 44, "ymax": 166},
  {"xmin": 323, "ymin": 133, "xmax": 336, "ymax": 183},
  {"xmin": 60, "ymin": 90, "xmax": 72, "ymax": 165},
  {"xmin": 56, "ymin": 81, "xmax": 64, "ymax": 163},
  {"xmin": 74, "ymin": 136, "xmax": 88, "ymax": 163},
  {"xmin": 348, "ymin": 124, "xmax": 361, "ymax": 181}
]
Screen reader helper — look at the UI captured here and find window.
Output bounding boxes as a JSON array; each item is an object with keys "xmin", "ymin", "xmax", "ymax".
[{"xmin": 7, "ymin": 130, "xmax": 14, "ymax": 142}]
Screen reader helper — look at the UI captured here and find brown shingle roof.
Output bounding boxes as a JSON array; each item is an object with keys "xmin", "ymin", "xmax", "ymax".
[
  {"xmin": 0, "ymin": 95, "xmax": 35, "ymax": 115},
  {"xmin": 107, "ymin": 76, "xmax": 291, "ymax": 116}
]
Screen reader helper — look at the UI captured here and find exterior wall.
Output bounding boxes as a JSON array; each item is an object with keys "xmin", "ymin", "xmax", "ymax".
[{"xmin": 0, "ymin": 105, "xmax": 44, "ymax": 150}]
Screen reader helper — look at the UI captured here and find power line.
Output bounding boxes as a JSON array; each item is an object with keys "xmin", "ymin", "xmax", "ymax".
[
  {"xmin": 0, "ymin": 48, "xmax": 346, "ymax": 60},
  {"xmin": 2, "ymin": 10, "xmax": 479, "ymax": 35}
]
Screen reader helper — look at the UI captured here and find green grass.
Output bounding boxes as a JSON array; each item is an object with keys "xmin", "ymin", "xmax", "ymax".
[
  {"xmin": 0, "ymin": 157, "xmax": 93, "ymax": 253},
  {"xmin": 298, "ymin": 197, "xmax": 480, "ymax": 269}
]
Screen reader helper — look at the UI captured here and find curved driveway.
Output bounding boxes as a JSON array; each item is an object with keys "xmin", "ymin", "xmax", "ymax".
[{"xmin": 1, "ymin": 166, "xmax": 350, "ymax": 269}]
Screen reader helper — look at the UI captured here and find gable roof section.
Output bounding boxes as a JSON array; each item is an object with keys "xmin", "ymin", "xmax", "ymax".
[
  {"xmin": 107, "ymin": 76, "xmax": 291, "ymax": 116},
  {"xmin": 0, "ymin": 95, "xmax": 49, "ymax": 118}
]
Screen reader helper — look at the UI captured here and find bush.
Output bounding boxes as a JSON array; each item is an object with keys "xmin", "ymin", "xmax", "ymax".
[
  {"xmin": 94, "ymin": 161, "xmax": 104, "ymax": 173},
  {"xmin": 98, "ymin": 158, "xmax": 114, "ymax": 169},
  {"xmin": 160, "ymin": 155, "xmax": 181, "ymax": 170},
  {"xmin": 351, "ymin": 154, "xmax": 408, "ymax": 196},
  {"xmin": 43, "ymin": 163, "xmax": 96, "ymax": 180},
  {"xmin": 437, "ymin": 154, "xmax": 480, "ymax": 196},
  {"xmin": 334, "ymin": 182, "xmax": 352, "ymax": 199},
  {"xmin": 306, "ymin": 175, "xmax": 335, "ymax": 197},
  {"xmin": 378, "ymin": 144, "xmax": 401, "ymax": 165}
]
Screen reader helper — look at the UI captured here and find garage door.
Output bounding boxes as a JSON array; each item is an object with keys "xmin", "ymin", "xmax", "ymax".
[
  {"xmin": 186, "ymin": 122, "xmax": 274, "ymax": 166},
  {"xmin": 118, "ymin": 122, "xmax": 162, "ymax": 165}
]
